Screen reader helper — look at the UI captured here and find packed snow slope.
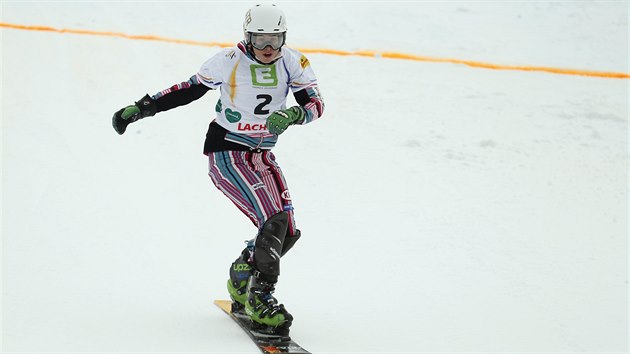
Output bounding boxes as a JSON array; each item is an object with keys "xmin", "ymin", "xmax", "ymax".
[{"xmin": 2, "ymin": 1, "xmax": 628, "ymax": 353}]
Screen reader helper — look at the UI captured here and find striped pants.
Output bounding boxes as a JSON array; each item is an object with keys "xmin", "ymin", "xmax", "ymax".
[{"xmin": 208, "ymin": 150, "xmax": 297, "ymax": 237}]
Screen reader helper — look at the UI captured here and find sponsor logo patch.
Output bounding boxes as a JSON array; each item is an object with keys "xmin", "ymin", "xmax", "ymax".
[
  {"xmin": 299, "ymin": 55, "xmax": 310, "ymax": 69},
  {"xmin": 225, "ymin": 108, "xmax": 242, "ymax": 123},
  {"xmin": 250, "ymin": 65, "xmax": 278, "ymax": 87},
  {"xmin": 237, "ymin": 123, "xmax": 267, "ymax": 131},
  {"xmin": 281, "ymin": 190, "xmax": 291, "ymax": 201}
]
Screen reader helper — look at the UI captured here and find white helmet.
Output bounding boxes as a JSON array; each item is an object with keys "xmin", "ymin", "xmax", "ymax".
[{"xmin": 243, "ymin": 4, "xmax": 287, "ymax": 50}]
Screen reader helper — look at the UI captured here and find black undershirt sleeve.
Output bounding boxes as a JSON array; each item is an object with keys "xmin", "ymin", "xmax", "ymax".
[
  {"xmin": 154, "ymin": 83, "xmax": 211, "ymax": 113},
  {"xmin": 292, "ymin": 88, "xmax": 311, "ymax": 107}
]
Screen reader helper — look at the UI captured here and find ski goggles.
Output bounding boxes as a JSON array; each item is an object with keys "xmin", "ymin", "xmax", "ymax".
[{"xmin": 249, "ymin": 32, "xmax": 286, "ymax": 50}]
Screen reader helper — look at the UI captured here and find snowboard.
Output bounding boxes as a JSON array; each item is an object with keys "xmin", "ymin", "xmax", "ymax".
[{"xmin": 214, "ymin": 300, "xmax": 310, "ymax": 354}]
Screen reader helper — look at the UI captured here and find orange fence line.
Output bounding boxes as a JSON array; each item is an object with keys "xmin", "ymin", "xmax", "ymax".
[{"xmin": 2, "ymin": 22, "xmax": 628, "ymax": 79}]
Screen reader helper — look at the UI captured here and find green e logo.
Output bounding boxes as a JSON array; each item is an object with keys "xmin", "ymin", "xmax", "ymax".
[{"xmin": 250, "ymin": 65, "xmax": 278, "ymax": 86}]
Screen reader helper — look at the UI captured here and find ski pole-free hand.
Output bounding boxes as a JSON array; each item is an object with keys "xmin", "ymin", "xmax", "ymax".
[
  {"xmin": 112, "ymin": 94, "xmax": 157, "ymax": 135},
  {"xmin": 266, "ymin": 106, "xmax": 305, "ymax": 135}
]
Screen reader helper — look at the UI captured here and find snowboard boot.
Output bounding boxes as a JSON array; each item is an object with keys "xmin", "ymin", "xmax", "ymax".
[
  {"xmin": 245, "ymin": 271, "xmax": 293, "ymax": 334},
  {"xmin": 227, "ymin": 240, "xmax": 255, "ymax": 311}
]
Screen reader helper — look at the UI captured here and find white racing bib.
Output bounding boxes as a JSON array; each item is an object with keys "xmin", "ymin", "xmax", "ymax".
[{"xmin": 197, "ymin": 43, "xmax": 317, "ymax": 135}]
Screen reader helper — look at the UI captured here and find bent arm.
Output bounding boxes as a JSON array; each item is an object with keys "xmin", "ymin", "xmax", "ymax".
[{"xmin": 292, "ymin": 84, "xmax": 324, "ymax": 124}]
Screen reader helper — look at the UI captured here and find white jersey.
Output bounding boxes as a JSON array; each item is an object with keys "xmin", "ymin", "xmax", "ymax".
[{"xmin": 197, "ymin": 42, "xmax": 318, "ymax": 135}]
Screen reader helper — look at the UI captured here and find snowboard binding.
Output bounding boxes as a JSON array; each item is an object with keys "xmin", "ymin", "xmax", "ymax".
[{"xmin": 230, "ymin": 299, "xmax": 292, "ymax": 341}]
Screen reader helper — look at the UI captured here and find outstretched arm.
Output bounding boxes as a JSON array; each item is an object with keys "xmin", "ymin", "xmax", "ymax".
[{"xmin": 112, "ymin": 75, "xmax": 211, "ymax": 135}]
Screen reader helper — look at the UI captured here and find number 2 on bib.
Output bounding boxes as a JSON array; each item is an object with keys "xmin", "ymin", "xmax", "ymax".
[{"xmin": 255, "ymin": 94, "xmax": 272, "ymax": 115}]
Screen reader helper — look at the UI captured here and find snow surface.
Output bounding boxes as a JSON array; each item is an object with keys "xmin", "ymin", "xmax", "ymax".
[{"xmin": 2, "ymin": 1, "xmax": 628, "ymax": 353}]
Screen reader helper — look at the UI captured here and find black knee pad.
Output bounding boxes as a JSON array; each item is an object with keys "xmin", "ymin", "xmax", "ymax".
[{"xmin": 253, "ymin": 212, "xmax": 289, "ymax": 278}]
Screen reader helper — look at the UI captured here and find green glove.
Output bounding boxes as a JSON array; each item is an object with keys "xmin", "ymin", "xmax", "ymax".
[
  {"xmin": 112, "ymin": 94, "xmax": 157, "ymax": 135},
  {"xmin": 266, "ymin": 106, "xmax": 305, "ymax": 135}
]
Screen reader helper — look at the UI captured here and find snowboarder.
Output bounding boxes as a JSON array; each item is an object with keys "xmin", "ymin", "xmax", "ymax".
[{"xmin": 112, "ymin": 3, "xmax": 324, "ymax": 335}]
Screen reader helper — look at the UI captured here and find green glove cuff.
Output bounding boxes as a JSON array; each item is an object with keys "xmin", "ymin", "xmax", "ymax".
[
  {"xmin": 285, "ymin": 106, "xmax": 305, "ymax": 124},
  {"xmin": 120, "ymin": 94, "xmax": 157, "ymax": 122},
  {"xmin": 135, "ymin": 94, "xmax": 158, "ymax": 119}
]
